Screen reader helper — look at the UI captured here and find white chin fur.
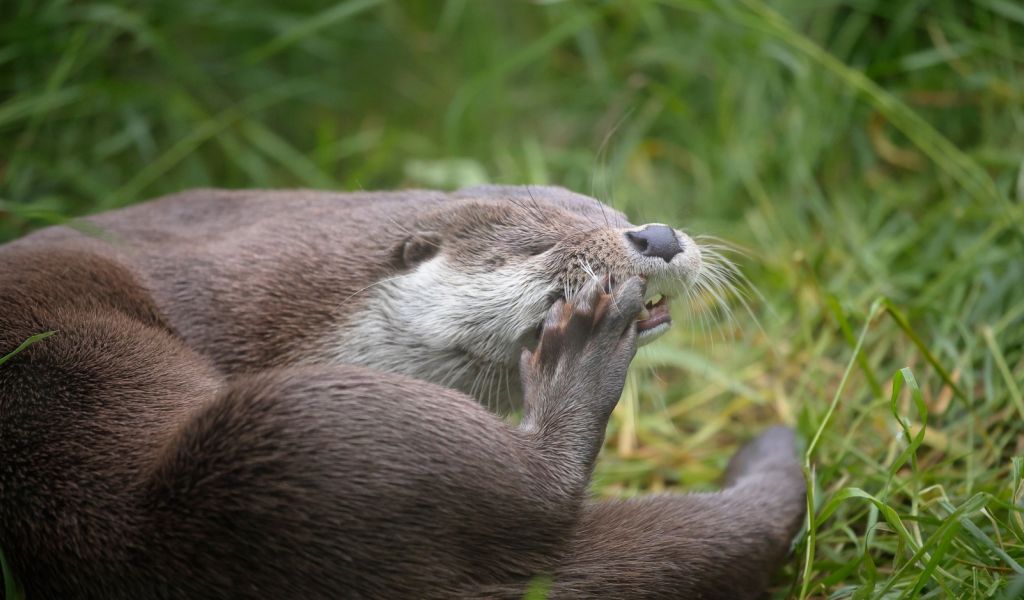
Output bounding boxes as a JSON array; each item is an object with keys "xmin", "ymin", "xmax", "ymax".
[
  {"xmin": 637, "ymin": 322, "xmax": 671, "ymax": 346},
  {"xmin": 326, "ymin": 256, "xmax": 552, "ymax": 390}
]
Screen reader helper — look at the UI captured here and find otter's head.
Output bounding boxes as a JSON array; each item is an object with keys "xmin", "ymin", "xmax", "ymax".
[{"xmin": 329, "ymin": 186, "xmax": 706, "ymax": 406}]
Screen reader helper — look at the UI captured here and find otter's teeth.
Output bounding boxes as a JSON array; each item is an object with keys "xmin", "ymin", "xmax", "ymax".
[{"xmin": 638, "ymin": 307, "xmax": 651, "ymax": 320}]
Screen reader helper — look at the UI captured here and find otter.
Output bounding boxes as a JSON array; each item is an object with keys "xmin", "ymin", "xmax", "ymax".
[{"xmin": 0, "ymin": 186, "xmax": 805, "ymax": 599}]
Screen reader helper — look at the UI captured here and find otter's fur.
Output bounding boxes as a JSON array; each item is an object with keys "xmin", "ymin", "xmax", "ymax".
[{"xmin": 0, "ymin": 186, "xmax": 805, "ymax": 598}]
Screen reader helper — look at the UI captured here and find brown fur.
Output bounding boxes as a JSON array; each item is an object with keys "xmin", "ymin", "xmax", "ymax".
[{"xmin": 0, "ymin": 187, "xmax": 805, "ymax": 598}]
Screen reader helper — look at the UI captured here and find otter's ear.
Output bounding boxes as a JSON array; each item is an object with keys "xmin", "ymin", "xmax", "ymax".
[{"xmin": 401, "ymin": 232, "xmax": 442, "ymax": 268}]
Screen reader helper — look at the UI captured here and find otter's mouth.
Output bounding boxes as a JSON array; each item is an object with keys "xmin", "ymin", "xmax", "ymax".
[{"xmin": 636, "ymin": 293, "xmax": 671, "ymax": 345}]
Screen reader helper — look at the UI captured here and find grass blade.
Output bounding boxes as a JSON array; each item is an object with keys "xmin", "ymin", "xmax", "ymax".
[{"xmin": 0, "ymin": 331, "xmax": 56, "ymax": 368}]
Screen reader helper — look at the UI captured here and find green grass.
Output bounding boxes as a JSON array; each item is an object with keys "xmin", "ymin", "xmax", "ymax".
[
  {"xmin": 2, "ymin": 0, "xmax": 1023, "ymax": 597},
  {"xmin": 1, "ymin": 543, "xmax": 25, "ymax": 600},
  {"xmin": 0, "ymin": 332, "xmax": 53, "ymax": 600}
]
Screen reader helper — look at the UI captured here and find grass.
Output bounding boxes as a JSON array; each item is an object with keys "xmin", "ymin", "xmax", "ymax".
[
  {"xmin": 2, "ymin": 0, "xmax": 1023, "ymax": 597},
  {"xmin": 0, "ymin": 334, "xmax": 52, "ymax": 600},
  {"xmin": 1, "ymin": 540, "xmax": 24, "ymax": 600}
]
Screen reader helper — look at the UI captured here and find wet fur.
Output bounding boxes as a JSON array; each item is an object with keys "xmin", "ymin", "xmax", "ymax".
[{"xmin": 0, "ymin": 187, "xmax": 805, "ymax": 598}]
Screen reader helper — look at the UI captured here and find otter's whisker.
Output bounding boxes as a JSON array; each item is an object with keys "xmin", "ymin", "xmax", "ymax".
[
  {"xmin": 441, "ymin": 354, "xmax": 476, "ymax": 391},
  {"xmin": 475, "ymin": 364, "xmax": 488, "ymax": 411},
  {"xmin": 385, "ymin": 216, "xmax": 441, "ymax": 248},
  {"xmin": 696, "ymin": 246, "xmax": 770, "ymax": 347},
  {"xmin": 486, "ymin": 363, "xmax": 502, "ymax": 412},
  {"xmin": 505, "ymin": 364, "xmax": 517, "ymax": 411},
  {"xmin": 682, "ymin": 284, "xmax": 707, "ymax": 340},
  {"xmin": 523, "ymin": 186, "xmax": 564, "ymax": 230},
  {"xmin": 491, "ymin": 366, "xmax": 503, "ymax": 414},
  {"xmin": 334, "ymin": 273, "xmax": 410, "ymax": 313},
  {"xmin": 484, "ymin": 362, "xmax": 498, "ymax": 413},
  {"xmin": 591, "ymin": 105, "xmax": 635, "ymax": 220},
  {"xmin": 467, "ymin": 362, "xmax": 486, "ymax": 406},
  {"xmin": 693, "ymin": 274, "xmax": 729, "ymax": 347},
  {"xmin": 579, "ymin": 258, "xmax": 599, "ymax": 283}
]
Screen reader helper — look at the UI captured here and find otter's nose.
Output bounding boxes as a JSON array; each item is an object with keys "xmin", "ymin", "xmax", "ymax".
[{"xmin": 625, "ymin": 224, "xmax": 682, "ymax": 263}]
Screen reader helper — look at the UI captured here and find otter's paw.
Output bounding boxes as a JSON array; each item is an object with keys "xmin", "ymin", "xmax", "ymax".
[{"xmin": 520, "ymin": 274, "xmax": 646, "ymax": 418}]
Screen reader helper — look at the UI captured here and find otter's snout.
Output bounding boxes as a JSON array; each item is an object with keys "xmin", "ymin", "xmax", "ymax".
[{"xmin": 625, "ymin": 224, "xmax": 682, "ymax": 263}]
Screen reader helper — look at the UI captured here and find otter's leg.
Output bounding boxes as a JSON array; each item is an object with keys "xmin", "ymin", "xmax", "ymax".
[{"xmin": 477, "ymin": 427, "xmax": 806, "ymax": 599}]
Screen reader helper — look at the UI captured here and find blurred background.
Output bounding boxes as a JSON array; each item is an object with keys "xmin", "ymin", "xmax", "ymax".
[{"xmin": 3, "ymin": 0, "xmax": 1023, "ymax": 597}]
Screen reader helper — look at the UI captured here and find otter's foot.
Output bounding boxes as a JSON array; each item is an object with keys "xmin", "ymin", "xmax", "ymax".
[{"xmin": 723, "ymin": 425, "xmax": 804, "ymax": 487}]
